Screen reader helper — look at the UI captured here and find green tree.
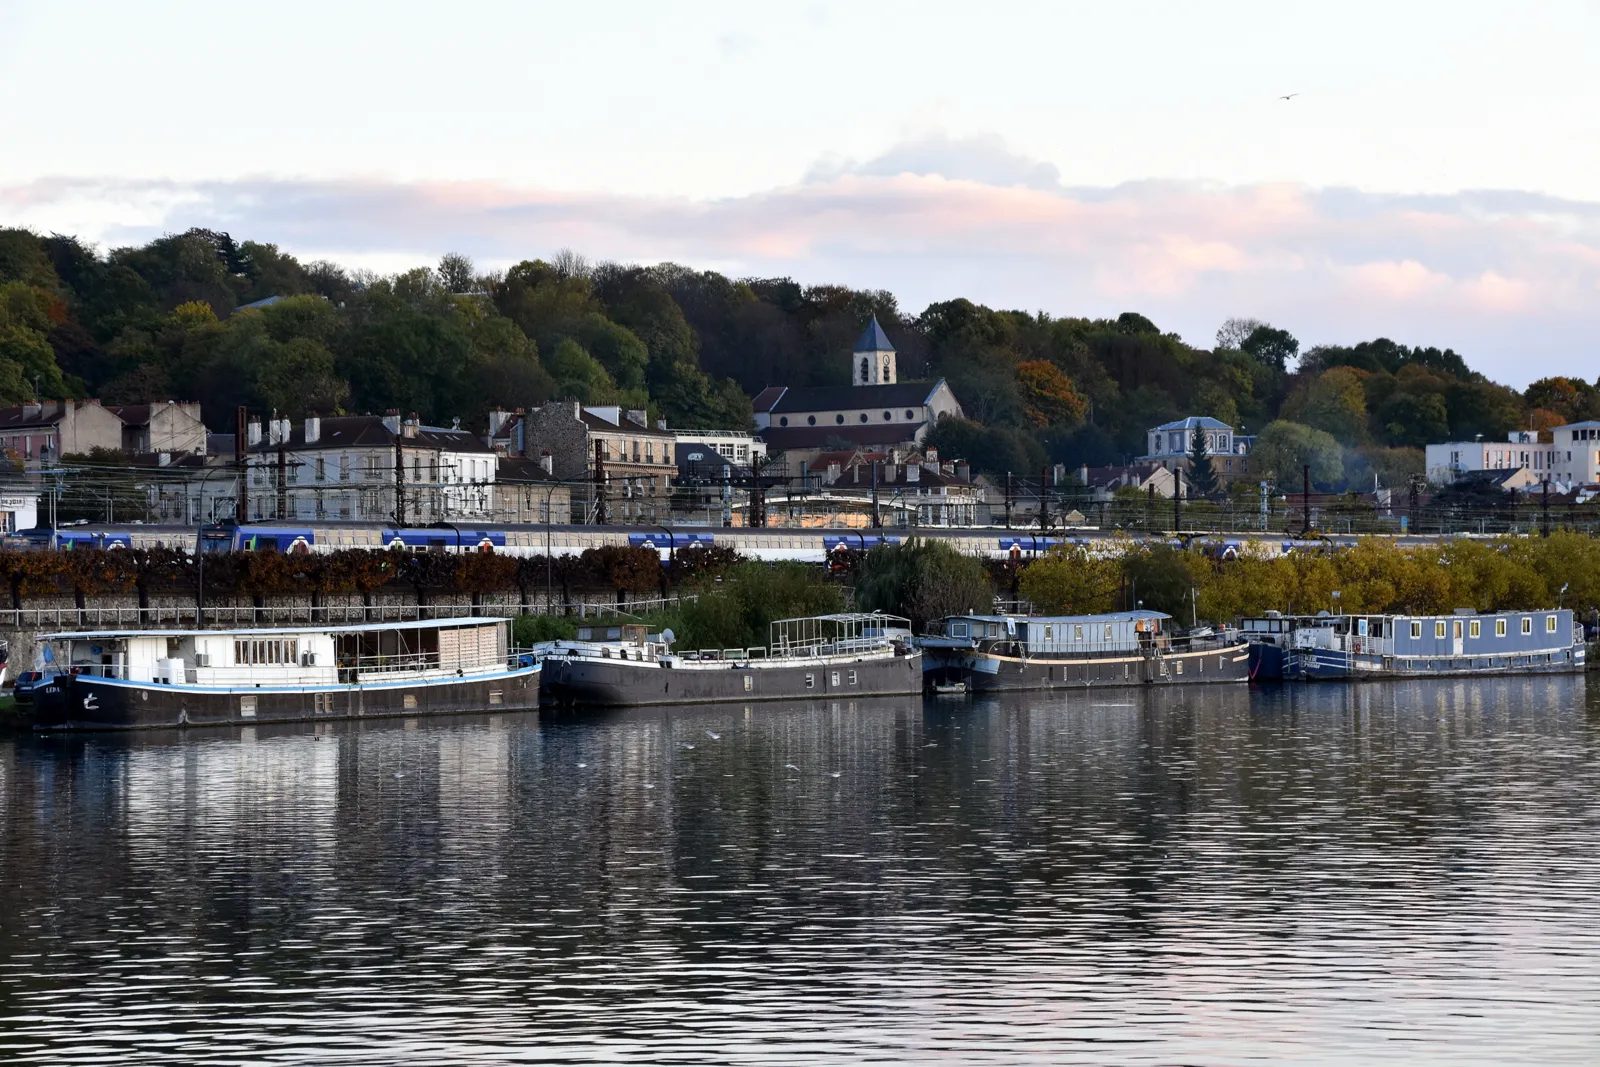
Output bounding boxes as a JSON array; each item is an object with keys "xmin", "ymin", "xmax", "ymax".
[
  {"xmin": 1188, "ymin": 427, "xmax": 1218, "ymax": 496},
  {"xmin": 1240, "ymin": 324, "xmax": 1299, "ymax": 371},
  {"xmin": 854, "ymin": 539, "xmax": 993, "ymax": 631},
  {"xmin": 1252, "ymin": 420, "xmax": 1343, "ymax": 488}
]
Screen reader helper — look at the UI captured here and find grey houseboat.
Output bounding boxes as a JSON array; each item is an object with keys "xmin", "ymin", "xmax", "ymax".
[
  {"xmin": 540, "ymin": 613, "xmax": 922, "ymax": 707},
  {"xmin": 26, "ymin": 618, "xmax": 540, "ymax": 731},
  {"xmin": 1248, "ymin": 609, "xmax": 1585, "ymax": 680},
  {"xmin": 919, "ymin": 610, "xmax": 1250, "ymax": 691}
]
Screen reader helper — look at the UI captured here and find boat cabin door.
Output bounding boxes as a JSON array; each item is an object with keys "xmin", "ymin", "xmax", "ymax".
[{"xmin": 1452, "ymin": 620, "xmax": 1464, "ymax": 655}]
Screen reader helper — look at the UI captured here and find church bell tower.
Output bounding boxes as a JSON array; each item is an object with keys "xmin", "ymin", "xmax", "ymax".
[{"xmin": 853, "ymin": 315, "xmax": 897, "ymax": 386}]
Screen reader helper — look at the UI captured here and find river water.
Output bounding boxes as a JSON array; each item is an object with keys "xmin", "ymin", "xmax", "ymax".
[{"xmin": 2, "ymin": 678, "xmax": 1599, "ymax": 1065}]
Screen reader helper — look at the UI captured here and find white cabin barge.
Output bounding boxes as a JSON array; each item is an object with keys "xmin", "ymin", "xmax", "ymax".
[{"xmin": 25, "ymin": 618, "xmax": 539, "ymax": 731}]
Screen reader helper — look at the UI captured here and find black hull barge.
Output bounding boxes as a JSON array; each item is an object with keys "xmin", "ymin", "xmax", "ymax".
[
  {"xmin": 541, "ymin": 614, "xmax": 922, "ymax": 708},
  {"xmin": 25, "ymin": 618, "xmax": 539, "ymax": 731},
  {"xmin": 921, "ymin": 610, "xmax": 1249, "ymax": 692}
]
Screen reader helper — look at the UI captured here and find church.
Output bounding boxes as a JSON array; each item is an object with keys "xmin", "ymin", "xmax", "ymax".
[{"xmin": 752, "ymin": 316, "xmax": 964, "ymax": 467}]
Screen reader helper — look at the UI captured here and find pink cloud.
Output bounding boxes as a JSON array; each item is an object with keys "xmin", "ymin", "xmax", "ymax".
[{"xmin": 4, "ymin": 167, "xmax": 1598, "ymax": 385}]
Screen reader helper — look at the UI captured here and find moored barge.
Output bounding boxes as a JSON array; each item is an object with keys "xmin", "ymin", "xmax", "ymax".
[
  {"xmin": 919, "ymin": 610, "xmax": 1250, "ymax": 691},
  {"xmin": 1243, "ymin": 608, "xmax": 1585, "ymax": 680},
  {"xmin": 540, "ymin": 613, "xmax": 922, "ymax": 707},
  {"xmin": 24, "ymin": 617, "xmax": 539, "ymax": 731}
]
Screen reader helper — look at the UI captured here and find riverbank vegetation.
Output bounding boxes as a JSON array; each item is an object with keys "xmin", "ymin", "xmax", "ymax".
[{"xmin": 1020, "ymin": 532, "xmax": 1600, "ymax": 624}]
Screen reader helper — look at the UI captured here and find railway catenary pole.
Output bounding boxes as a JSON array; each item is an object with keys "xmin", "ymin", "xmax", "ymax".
[
  {"xmin": 593, "ymin": 439, "xmax": 607, "ymax": 524},
  {"xmin": 393, "ymin": 427, "xmax": 406, "ymax": 525},
  {"xmin": 235, "ymin": 405, "xmax": 248, "ymax": 524},
  {"xmin": 1302, "ymin": 464, "xmax": 1312, "ymax": 537}
]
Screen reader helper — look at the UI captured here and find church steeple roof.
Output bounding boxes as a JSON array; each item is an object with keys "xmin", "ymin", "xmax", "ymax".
[{"xmin": 853, "ymin": 315, "xmax": 895, "ymax": 353}]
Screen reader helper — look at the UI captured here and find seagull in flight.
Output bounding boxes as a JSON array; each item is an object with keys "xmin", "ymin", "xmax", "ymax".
[{"xmin": 1279, "ymin": 93, "xmax": 1299, "ymax": 101}]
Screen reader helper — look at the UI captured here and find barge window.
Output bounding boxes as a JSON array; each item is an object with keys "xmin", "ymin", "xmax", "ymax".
[
  {"xmin": 1434, "ymin": 622, "xmax": 1446, "ymax": 639},
  {"xmin": 1496, "ymin": 618, "xmax": 1507, "ymax": 637},
  {"xmin": 848, "ymin": 670, "xmax": 857, "ymax": 685},
  {"xmin": 805, "ymin": 673, "xmax": 814, "ymax": 689},
  {"xmin": 1105, "ymin": 624, "xmax": 1113, "ymax": 638},
  {"xmin": 235, "ymin": 638, "xmax": 297, "ymax": 665},
  {"xmin": 1074, "ymin": 625, "xmax": 1084, "ymax": 641},
  {"xmin": 1410, "ymin": 622, "xmax": 1422, "ymax": 639},
  {"xmin": 1547, "ymin": 615, "xmax": 1558, "ymax": 633},
  {"xmin": 1522, "ymin": 617, "xmax": 1533, "ymax": 635},
  {"xmin": 1043, "ymin": 625, "xmax": 1053, "ymax": 640},
  {"xmin": 1470, "ymin": 620, "xmax": 1481, "ymax": 638}
]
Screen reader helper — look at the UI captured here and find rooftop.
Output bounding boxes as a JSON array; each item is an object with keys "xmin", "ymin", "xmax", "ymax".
[
  {"xmin": 853, "ymin": 315, "xmax": 896, "ymax": 353},
  {"xmin": 42, "ymin": 617, "xmax": 513, "ymax": 640}
]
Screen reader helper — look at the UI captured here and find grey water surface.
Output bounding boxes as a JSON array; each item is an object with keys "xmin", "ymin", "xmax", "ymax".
[{"xmin": 2, "ymin": 678, "xmax": 1599, "ymax": 1065}]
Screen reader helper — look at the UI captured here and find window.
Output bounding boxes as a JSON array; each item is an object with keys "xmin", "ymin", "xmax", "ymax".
[
  {"xmin": 315, "ymin": 457, "xmax": 326, "ymax": 482},
  {"xmin": 1104, "ymin": 624, "xmax": 1112, "ymax": 638},
  {"xmin": 365, "ymin": 455, "xmax": 382, "ymax": 480},
  {"xmin": 905, "ymin": 409, "xmax": 916, "ymax": 419},
  {"xmin": 1522, "ymin": 617, "xmax": 1533, "ymax": 635},
  {"xmin": 830, "ymin": 671, "xmax": 840, "ymax": 686},
  {"xmin": 951, "ymin": 622, "xmax": 968, "ymax": 637},
  {"xmin": 1434, "ymin": 621, "xmax": 1446, "ymax": 639},
  {"xmin": 1496, "ymin": 618, "xmax": 1507, "ymax": 637},
  {"xmin": 1074, "ymin": 625, "xmax": 1084, "ymax": 640},
  {"xmin": 1043, "ymin": 625, "xmax": 1053, "ymax": 639},
  {"xmin": 859, "ymin": 413, "xmax": 869, "ymax": 423},
  {"xmin": 339, "ymin": 456, "xmax": 350, "ymax": 482},
  {"xmin": 743, "ymin": 675, "xmax": 753, "ymax": 692},
  {"xmin": 1546, "ymin": 615, "xmax": 1558, "ymax": 633},
  {"xmin": 235, "ymin": 638, "xmax": 297, "ymax": 665},
  {"xmin": 780, "ymin": 416, "xmax": 789, "ymax": 426},
  {"xmin": 883, "ymin": 411, "xmax": 893, "ymax": 421},
  {"xmin": 1470, "ymin": 620, "xmax": 1481, "ymax": 638},
  {"xmin": 1409, "ymin": 622, "xmax": 1422, "ymax": 638},
  {"xmin": 807, "ymin": 416, "xmax": 816, "ymax": 426},
  {"xmin": 835, "ymin": 414, "xmax": 845, "ymax": 424},
  {"xmin": 848, "ymin": 670, "xmax": 858, "ymax": 684}
]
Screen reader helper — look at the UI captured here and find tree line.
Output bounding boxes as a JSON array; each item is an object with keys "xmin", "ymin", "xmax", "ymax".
[{"xmin": 1, "ymin": 227, "xmax": 1592, "ymax": 491}]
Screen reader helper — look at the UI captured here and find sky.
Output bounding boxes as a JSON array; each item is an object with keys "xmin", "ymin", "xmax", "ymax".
[{"xmin": 2, "ymin": 0, "xmax": 1598, "ymax": 385}]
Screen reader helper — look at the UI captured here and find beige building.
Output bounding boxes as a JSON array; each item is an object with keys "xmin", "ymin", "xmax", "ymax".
[{"xmin": 514, "ymin": 402, "xmax": 676, "ymax": 523}]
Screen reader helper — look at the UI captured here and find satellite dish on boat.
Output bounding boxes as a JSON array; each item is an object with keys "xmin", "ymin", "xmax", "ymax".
[{"xmin": 660, "ymin": 629, "xmax": 676, "ymax": 646}]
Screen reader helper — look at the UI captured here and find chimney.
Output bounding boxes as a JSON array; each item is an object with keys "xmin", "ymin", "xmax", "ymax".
[
  {"xmin": 884, "ymin": 462, "xmax": 898, "ymax": 482},
  {"xmin": 247, "ymin": 417, "xmax": 263, "ymax": 447},
  {"xmin": 158, "ymin": 451, "xmax": 170, "ymax": 467},
  {"xmin": 487, "ymin": 408, "xmax": 509, "ymax": 437},
  {"xmin": 382, "ymin": 409, "xmax": 402, "ymax": 434},
  {"xmin": 403, "ymin": 412, "xmax": 419, "ymax": 438},
  {"xmin": 656, "ymin": 419, "xmax": 668, "ymax": 431},
  {"xmin": 826, "ymin": 462, "xmax": 841, "ymax": 485},
  {"xmin": 539, "ymin": 450, "xmax": 553, "ymax": 476},
  {"xmin": 906, "ymin": 463, "xmax": 920, "ymax": 483},
  {"xmin": 925, "ymin": 447, "xmax": 938, "ymax": 463},
  {"xmin": 625, "ymin": 409, "xmax": 648, "ymax": 429},
  {"xmin": 304, "ymin": 414, "xmax": 320, "ymax": 444},
  {"xmin": 957, "ymin": 461, "xmax": 971, "ymax": 482}
]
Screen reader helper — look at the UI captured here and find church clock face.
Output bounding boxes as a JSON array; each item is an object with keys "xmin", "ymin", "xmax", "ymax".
[{"xmin": 881, "ymin": 355, "xmax": 891, "ymax": 381}]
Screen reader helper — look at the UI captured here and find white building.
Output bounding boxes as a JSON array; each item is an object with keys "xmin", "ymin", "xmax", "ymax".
[
  {"xmin": 1139, "ymin": 417, "xmax": 1254, "ymax": 482},
  {"xmin": 0, "ymin": 489, "xmax": 39, "ymax": 532},
  {"xmin": 673, "ymin": 429, "xmax": 766, "ymax": 469},
  {"xmin": 242, "ymin": 413, "xmax": 497, "ymax": 523},
  {"xmin": 1424, "ymin": 430, "xmax": 1550, "ymax": 486},
  {"xmin": 1548, "ymin": 421, "xmax": 1600, "ymax": 487}
]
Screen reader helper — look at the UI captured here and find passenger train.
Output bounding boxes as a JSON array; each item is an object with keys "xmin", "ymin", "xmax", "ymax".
[{"xmin": 5, "ymin": 521, "xmax": 1421, "ymax": 562}]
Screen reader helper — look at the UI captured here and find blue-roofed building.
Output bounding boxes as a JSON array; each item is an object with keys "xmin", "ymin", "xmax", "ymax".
[{"xmin": 1139, "ymin": 416, "xmax": 1255, "ymax": 484}]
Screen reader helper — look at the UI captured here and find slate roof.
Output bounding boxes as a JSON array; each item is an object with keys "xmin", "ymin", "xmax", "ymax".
[
  {"xmin": 758, "ymin": 424, "xmax": 927, "ymax": 451},
  {"xmin": 1154, "ymin": 416, "xmax": 1232, "ymax": 431},
  {"xmin": 761, "ymin": 382, "xmax": 936, "ymax": 414},
  {"xmin": 496, "ymin": 457, "xmax": 562, "ymax": 483},
  {"xmin": 249, "ymin": 416, "xmax": 491, "ymax": 454},
  {"xmin": 854, "ymin": 315, "xmax": 895, "ymax": 353}
]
